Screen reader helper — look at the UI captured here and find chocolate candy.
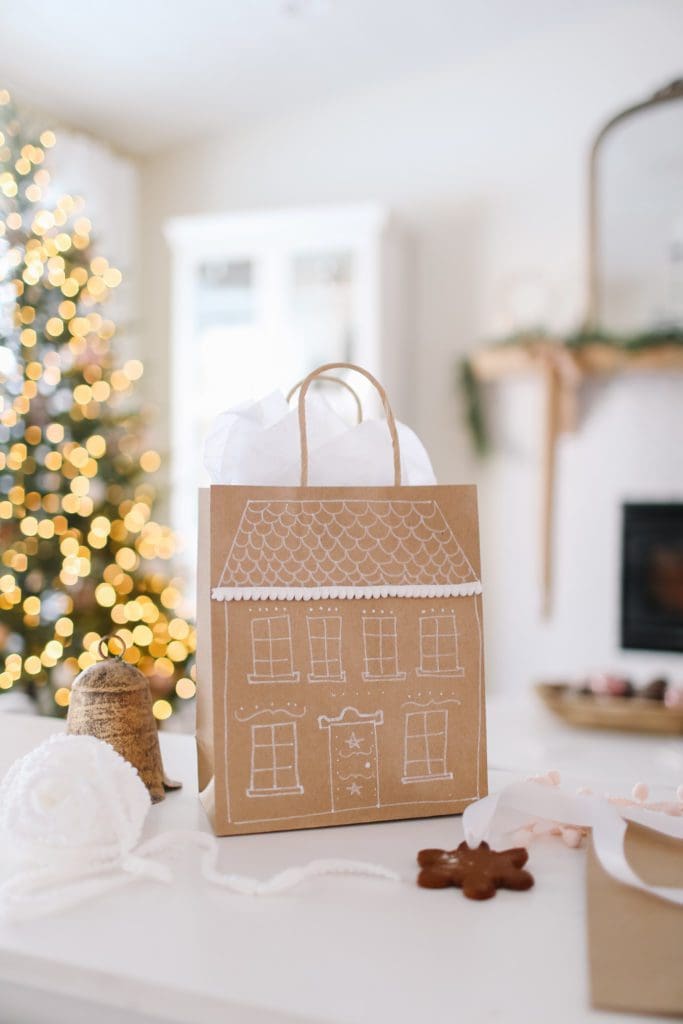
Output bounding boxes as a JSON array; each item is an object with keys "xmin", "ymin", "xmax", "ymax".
[
  {"xmin": 417, "ymin": 841, "xmax": 534, "ymax": 900},
  {"xmin": 641, "ymin": 677, "xmax": 667, "ymax": 701}
]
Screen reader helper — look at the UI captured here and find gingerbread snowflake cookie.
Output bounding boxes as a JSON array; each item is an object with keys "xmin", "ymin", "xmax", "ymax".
[{"xmin": 417, "ymin": 841, "xmax": 534, "ymax": 900}]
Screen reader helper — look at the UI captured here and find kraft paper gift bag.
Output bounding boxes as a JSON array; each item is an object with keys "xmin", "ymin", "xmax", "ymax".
[
  {"xmin": 196, "ymin": 364, "xmax": 487, "ymax": 836},
  {"xmin": 587, "ymin": 824, "xmax": 683, "ymax": 1016}
]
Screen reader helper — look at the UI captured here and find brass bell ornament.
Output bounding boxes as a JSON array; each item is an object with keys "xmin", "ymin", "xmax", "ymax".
[{"xmin": 66, "ymin": 634, "xmax": 180, "ymax": 803}]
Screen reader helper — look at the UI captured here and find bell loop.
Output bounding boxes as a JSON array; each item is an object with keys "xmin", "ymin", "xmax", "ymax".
[{"xmin": 97, "ymin": 633, "xmax": 128, "ymax": 661}]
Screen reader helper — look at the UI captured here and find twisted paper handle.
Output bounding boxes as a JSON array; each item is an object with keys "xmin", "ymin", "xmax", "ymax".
[
  {"xmin": 296, "ymin": 363, "xmax": 402, "ymax": 486},
  {"xmin": 287, "ymin": 373, "xmax": 363, "ymax": 425}
]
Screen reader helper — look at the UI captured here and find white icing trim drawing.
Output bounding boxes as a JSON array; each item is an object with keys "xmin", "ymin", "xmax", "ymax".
[
  {"xmin": 306, "ymin": 615, "xmax": 346, "ymax": 682},
  {"xmin": 246, "ymin": 721, "xmax": 304, "ymax": 798},
  {"xmin": 212, "ymin": 582, "xmax": 483, "ymax": 601},
  {"xmin": 400, "ymin": 698, "xmax": 461, "ymax": 710},
  {"xmin": 361, "ymin": 615, "xmax": 406, "ymax": 682},
  {"xmin": 222, "ymin": 602, "xmax": 231, "ymax": 824},
  {"xmin": 474, "ymin": 593, "xmax": 484, "ymax": 797},
  {"xmin": 248, "ymin": 614, "xmax": 300, "ymax": 684},
  {"xmin": 234, "ymin": 706, "xmax": 306, "ymax": 723},
  {"xmin": 344, "ymin": 731, "xmax": 364, "ymax": 750},
  {"xmin": 318, "ymin": 707, "xmax": 384, "ymax": 812},
  {"xmin": 213, "ymin": 499, "xmax": 482, "ymax": 602},
  {"xmin": 401, "ymin": 709, "xmax": 454, "ymax": 785},
  {"xmin": 338, "ymin": 747, "xmax": 373, "ymax": 759},
  {"xmin": 230, "ymin": 795, "xmax": 479, "ymax": 827},
  {"xmin": 417, "ymin": 612, "xmax": 464, "ymax": 678}
]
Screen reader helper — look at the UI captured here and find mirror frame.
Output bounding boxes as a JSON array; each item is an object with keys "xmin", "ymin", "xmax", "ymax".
[{"xmin": 585, "ymin": 77, "xmax": 683, "ymax": 332}]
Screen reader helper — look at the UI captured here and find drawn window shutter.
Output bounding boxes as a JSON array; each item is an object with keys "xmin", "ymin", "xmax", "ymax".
[
  {"xmin": 402, "ymin": 710, "xmax": 453, "ymax": 783},
  {"xmin": 247, "ymin": 722, "xmax": 304, "ymax": 797},
  {"xmin": 307, "ymin": 616, "xmax": 345, "ymax": 682},
  {"xmin": 418, "ymin": 614, "xmax": 464, "ymax": 678},
  {"xmin": 249, "ymin": 615, "xmax": 300, "ymax": 683},
  {"xmin": 362, "ymin": 615, "xmax": 406, "ymax": 681}
]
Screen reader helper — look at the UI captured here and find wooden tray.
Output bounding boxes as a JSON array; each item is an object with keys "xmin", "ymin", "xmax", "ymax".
[{"xmin": 536, "ymin": 683, "xmax": 683, "ymax": 735}]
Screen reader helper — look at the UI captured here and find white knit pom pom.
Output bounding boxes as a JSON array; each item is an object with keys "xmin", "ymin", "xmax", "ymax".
[{"xmin": 0, "ymin": 734, "xmax": 150, "ymax": 873}]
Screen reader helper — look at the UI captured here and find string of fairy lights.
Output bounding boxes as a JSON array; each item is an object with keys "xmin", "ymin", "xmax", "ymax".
[{"xmin": 0, "ymin": 89, "xmax": 195, "ymax": 720}]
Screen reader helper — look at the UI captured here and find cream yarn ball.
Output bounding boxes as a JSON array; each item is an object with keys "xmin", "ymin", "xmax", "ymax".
[{"xmin": 0, "ymin": 733, "xmax": 151, "ymax": 871}]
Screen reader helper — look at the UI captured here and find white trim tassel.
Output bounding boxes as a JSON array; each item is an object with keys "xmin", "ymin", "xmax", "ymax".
[{"xmin": 211, "ymin": 582, "xmax": 483, "ymax": 602}]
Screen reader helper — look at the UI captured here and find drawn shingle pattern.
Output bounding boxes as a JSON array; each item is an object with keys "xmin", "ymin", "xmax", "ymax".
[{"xmin": 218, "ymin": 500, "xmax": 478, "ymax": 590}]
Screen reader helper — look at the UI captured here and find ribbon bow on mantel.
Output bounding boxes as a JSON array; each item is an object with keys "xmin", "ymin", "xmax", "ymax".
[
  {"xmin": 535, "ymin": 342, "xmax": 584, "ymax": 618},
  {"xmin": 470, "ymin": 337, "xmax": 585, "ymax": 616}
]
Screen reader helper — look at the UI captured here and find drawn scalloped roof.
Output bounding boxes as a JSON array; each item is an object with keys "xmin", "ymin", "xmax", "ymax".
[{"xmin": 212, "ymin": 499, "xmax": 481, "ymax": 601}]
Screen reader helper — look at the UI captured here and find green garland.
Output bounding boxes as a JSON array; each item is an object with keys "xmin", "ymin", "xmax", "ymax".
[
  {"xmin": 459, "ymin": 327, "xmax": 683, "ymax": 454},
  {"xmin": 565, "ymin": 326, "xmax": 683, "ymax": 349},
  {"xmin": 457, "ymin": 358, "xmax": 490, "ymax": 456}
]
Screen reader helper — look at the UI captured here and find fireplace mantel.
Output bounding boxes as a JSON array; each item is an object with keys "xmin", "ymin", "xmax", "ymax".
[{"xmin": 468, "ymin": 337, "xmax": 683, "ymax": 616}]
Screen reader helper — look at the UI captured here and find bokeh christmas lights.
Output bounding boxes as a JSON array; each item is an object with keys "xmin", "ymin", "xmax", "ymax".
[{"xmin": 0, "ymin": 89, "xmax": 195, "ymax": 719}]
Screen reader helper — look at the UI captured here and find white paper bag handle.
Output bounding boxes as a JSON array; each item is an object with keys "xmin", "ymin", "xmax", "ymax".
[
  {"xmin": 287, "ymin": 374, "xmax": 363, "ymax": 425},
  {"xmin": 297, "ymin": 363, "xmax": 402, "ymax": 486}
]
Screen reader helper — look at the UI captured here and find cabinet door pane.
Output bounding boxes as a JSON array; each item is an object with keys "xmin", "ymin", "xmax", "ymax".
[
  {"xmin": 289, "ymin": 250, "xmax": 355, "ymax": 370},
  {"xmin": 196, "ymin": 258, "xmax": 255, "ymax": 327},
  {"xmin": 195, "ymin": 258, "xmax": 262, "ymax": 439}
]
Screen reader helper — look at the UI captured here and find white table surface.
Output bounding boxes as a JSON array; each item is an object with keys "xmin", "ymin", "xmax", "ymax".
[{"xmin": 1, "ymin": 697, "xmax": 681, "ymax": 1024}]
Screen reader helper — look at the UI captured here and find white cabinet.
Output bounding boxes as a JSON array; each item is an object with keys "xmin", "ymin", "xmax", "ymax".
[{"xmin": 164, "ymin": 204, "xmax": 408, "ymax": 569}]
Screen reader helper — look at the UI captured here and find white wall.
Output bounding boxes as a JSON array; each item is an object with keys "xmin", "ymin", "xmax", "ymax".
[
  {"xmin": 481, "ymin": 375, "xmax": 683, "ymax": 691},
  {"xmin": 139, "ymin": 2, "xmax": 683, "ymax": 691}
]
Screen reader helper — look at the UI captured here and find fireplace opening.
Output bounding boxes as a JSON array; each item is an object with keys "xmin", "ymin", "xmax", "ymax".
[{"xmin": 621, "ymin": 503, "xmax": 683, "ymax": 652}]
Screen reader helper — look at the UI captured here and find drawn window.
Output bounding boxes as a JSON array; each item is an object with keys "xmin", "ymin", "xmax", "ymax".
[
  {"xmin": 247, "ymin": 722, "xmax": 304, "ymax": 797},
  {"xmin": 418, "ymin": 614, "xmax": 464, "ymax": 677},
  {"xmin": 362, "ymin": 615, "xmax": 406, "ymax": 681},
  {"xmin": 307, "ymin": 616, "xmax": 345, "ymax": 682},
  {"xmin": 402, "ymin": 710, "xmax": 453, "ymax": 783},
  {"xmin": 248, "ymin": 615, "xmax": 300, "ymax": 683}
]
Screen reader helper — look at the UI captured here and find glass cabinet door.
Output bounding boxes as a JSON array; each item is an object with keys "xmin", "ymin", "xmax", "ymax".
[
  {"xmin": 195, "ymin": 257, "xmax": 260, "ymax": 446},
  {"xmin": 288, "ymin": 250, "xmax": 355, "ymax": 371},
  {"xmin": 193, "ymin": 248, "xmax": 359, "ymax": 478}
]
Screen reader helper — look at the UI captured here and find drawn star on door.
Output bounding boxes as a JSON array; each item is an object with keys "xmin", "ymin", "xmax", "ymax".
[{"xmin": 318, "ymin": 707, "xmax": 384, "ymax": 812}]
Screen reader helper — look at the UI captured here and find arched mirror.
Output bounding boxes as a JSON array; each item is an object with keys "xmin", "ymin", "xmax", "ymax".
[{"xmin": 587, "ymin": 79, "xmax": 683, "ymax": 334}]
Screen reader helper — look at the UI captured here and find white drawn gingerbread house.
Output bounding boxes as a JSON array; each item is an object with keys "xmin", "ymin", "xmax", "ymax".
[{"xmin": 206, "ymin": 492, "xmax": 486, "ymax": 836}]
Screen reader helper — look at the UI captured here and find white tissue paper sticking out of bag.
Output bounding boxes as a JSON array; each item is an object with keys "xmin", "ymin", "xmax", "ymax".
[{"xmin": 203, "ymin": 389, "xmax": 437, "ymax": 486}]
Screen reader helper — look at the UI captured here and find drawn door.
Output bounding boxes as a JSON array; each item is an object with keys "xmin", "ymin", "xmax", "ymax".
[{"xmin": 318, "ymin": 707, "xmax": 383, "ymax": 812}]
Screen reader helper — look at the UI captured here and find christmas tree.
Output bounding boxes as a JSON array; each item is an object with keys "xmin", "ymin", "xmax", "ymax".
[{"xmin": 0, "ymin": 89, "xmax": 195, "ymax": 720}]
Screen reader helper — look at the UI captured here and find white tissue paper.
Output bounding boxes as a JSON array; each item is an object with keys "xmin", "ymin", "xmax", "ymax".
[{"xmin": 203, "ymin": 390, "xmax": 437, "ymax": 486}]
